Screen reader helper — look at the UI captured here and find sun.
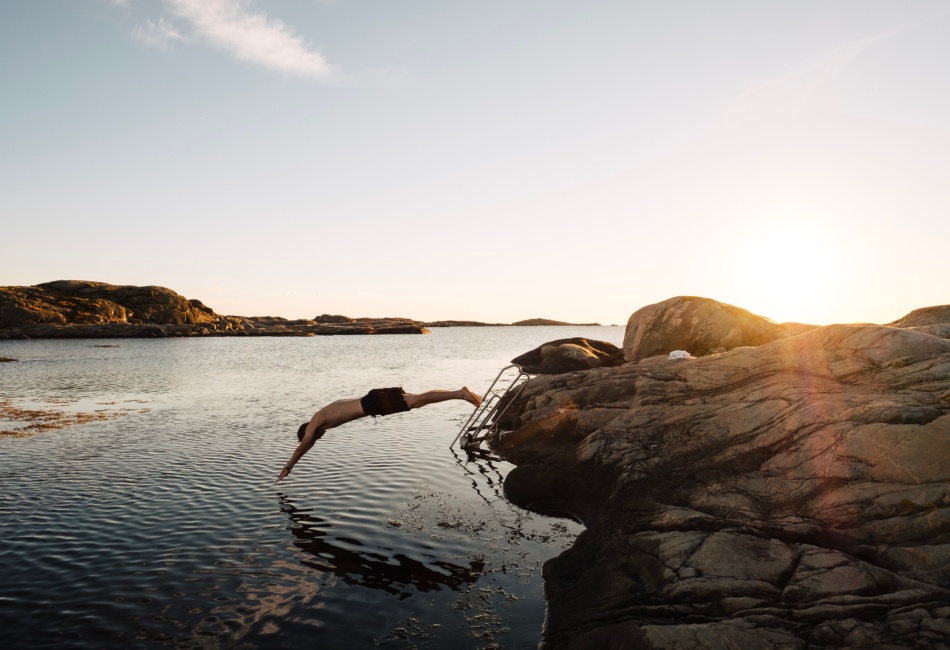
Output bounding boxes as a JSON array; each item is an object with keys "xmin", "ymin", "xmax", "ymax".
[{"xmin": 725, "ymin": 218, "xmax": 846, "ymax": 325}]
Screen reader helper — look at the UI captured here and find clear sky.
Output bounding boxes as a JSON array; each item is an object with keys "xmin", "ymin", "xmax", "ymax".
[{"xmin": 2, "ymin": 1, "xmax": 948, "ymax": 325}]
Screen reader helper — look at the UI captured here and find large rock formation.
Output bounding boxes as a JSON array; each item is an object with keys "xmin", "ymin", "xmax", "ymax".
[
  {"xmin": 0, "ymin": 281, "xmax": 428, "ymax": 338},
  {"xmin": 0, "ymin": 280, "xmax": 222, "ymax": 327},
  {"xmin": 494, "ymin": 303, "xmax": 950, "ymax": 649},
  {"xmin": 624, "ymin": 296, "xmax": 816, "ymax": 362}
]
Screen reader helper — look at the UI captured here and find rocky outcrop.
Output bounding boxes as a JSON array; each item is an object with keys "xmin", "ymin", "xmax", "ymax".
[
  {"xmin": 218, "ymin": 317, "xmax": 429, "ymax": 337},
  {"xmin": 891, "ymin": 305, "xmax": 950, "ymax": 341},
  {"xmin": 314, "ymin": 314, "xmax": 356, "ymax": 324},
  {"xmin": 0, "ymin": 280, "xmax": 220, "ymax": 327},
  {"xmin": 0, "ymin": 281, "xmax": 428, "ymax": 339},
  {"xmin": 514, "ymin": 318, "xmax": 602, "ymax": 327},
  {"xmin": 424, "ymin": 320, "xmax": 506, "ymax": 328},
  {"xmin": 511, "ymin": 338, "xmax": 624, "ymax": 375},
  {"xmin": 0, "ymin": 280, "xmax": 230, "ymax": 328},
  {"xmin": 425, "ymin": 319, "xmax": 599, "ymax": 328},
  {"xmin": 494, "ymin": 303, "xmax": 950, "ymax": 649},
  {"xmin": 624, "ymin": 296, "xmax": 816, "ymax": 362}
]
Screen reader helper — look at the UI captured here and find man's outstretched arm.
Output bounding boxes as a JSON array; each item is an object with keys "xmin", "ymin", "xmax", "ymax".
[{"xmin": 277, "ymin": 423, "xmax": 324, "ymax": 482}]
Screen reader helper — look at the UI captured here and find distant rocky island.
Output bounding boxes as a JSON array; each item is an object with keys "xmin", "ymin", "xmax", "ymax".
[
  {"xmin": 512, "ymin": 318, "xmax": 602, "ymax": 326},
  {"xmin": 483, "ymin": 296, "xmax": 950, "ymax": 649},
  {"xmin": 0, "ymin": 280, "xmax": 602, "ymax": 339}
]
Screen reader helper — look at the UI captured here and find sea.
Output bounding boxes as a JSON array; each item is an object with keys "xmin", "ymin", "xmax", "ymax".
[{"xmin": 0, "ymin": 326, "xmax": 623, "ymax": 649}]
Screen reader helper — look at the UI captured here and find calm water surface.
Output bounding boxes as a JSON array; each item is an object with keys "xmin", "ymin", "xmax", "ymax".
[{"xmin": 0, "ymin": 327, "xmax": 622, "ymax": 649}]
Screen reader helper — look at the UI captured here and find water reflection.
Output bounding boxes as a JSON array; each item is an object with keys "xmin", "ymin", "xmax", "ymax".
[
  {"xmin": 279, "ymin": 495, "xmax": 484, "ymax": 599},
  {"xmin": 450, "ymin": 447, "xmax": 508, "ymax": 506},
  {"xmin": 1, "ymin": 331, "xmax": 609, "ymax": 648}
]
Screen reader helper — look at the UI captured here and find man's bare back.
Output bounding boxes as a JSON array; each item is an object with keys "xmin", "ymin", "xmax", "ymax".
[{"xmin": 277, "ymin": 386, "xmax": 480, "ymax": 482}]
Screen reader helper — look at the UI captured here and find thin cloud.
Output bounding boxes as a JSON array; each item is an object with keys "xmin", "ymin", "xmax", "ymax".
[
  {"xmin": 164, "ymin": 0, "xmax": 338, "ymax": 81},
  {"xmin": 728, "ymin": 31, "xmax": 898, "ymax": 118},
  {"xmin": 134, "ymin": 17, "xmax": 186, "ymax": 49},
  {"xmin": 729, "ymin": 7, "xmax": 950, "ymax": 119}
]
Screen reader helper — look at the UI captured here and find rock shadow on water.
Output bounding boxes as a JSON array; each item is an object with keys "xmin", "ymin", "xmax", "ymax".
[
  {"xmin": 450, "ymin": 446, "xmax": 508, "ymax": 506},
  {"xmin": 278, "ymin": 495, "xmax": 485, "ymax": 599}
]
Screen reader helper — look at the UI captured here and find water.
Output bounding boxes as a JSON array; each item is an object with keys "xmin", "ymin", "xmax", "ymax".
[{"xmin": 0, "ymin": 327, "xmax": 622, "ymax": 649}]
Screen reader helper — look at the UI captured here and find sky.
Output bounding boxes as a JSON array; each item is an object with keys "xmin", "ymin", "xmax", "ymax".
[{"xmin": 2, "ymin": 1, "xmax": 948, "ymax": 325}]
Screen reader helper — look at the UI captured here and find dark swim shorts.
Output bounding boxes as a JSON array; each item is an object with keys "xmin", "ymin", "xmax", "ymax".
[{"xmin": 360, "ymin": 387, "xmax": 410, "ymax": 417}]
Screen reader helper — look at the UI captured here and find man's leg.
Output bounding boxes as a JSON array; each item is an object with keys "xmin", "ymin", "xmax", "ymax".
[{"xmin": 404, "ymin": 387, "xmax": 481, "ymax": 409}]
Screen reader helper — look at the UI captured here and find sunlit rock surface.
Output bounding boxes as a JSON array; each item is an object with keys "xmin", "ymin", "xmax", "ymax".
[
  {"xmin": 890, "ymin": 305, "xmax": 950, "ymax": 341},
  {"xmin": 623, "ymin": 295, "xmax": 817, "ymax": 363},
  {"xmin": 495, "ymin": 304, "xmax": 950, "ymax": 649}
]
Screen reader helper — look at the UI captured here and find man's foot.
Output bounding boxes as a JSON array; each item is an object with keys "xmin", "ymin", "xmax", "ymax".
[{"xmin": 459, "ymin": 387, "xmax": 481, "ymax": 407}]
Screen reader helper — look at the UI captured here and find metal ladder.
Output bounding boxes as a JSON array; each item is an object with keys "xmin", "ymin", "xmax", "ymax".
[{"xmin": 451, "ymin": 364, "xmax": 532, "ymax": 450}]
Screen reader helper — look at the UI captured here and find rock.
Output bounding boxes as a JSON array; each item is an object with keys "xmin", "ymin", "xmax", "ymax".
[
  {"xmin": 890, "ymin": 305, "xmax": 950, "ymax": 329},
  {"xmin": 493, "ymin": 308, "xmax": 950, "ymax": 649},
  {"xmin": 623, "ymin": 296, "xmax": 817, "ymax": 362},
  {"xmin": 423, "ymin": 320, "xmax": 506, "ymax": 327},
  {"xmin": 374, "ymin": 323, "xmax": 431, "ymax": 335},
  {"xmin": 0, "ymin": 281, "xmax": 430, "ymax": 338},
  {"xmin": 314, "ymin": 314, "xmax": 356, "ymax": 324},
  {"xmin": 513, "ymin": 318, "xmax": 602, "ymax": 326},
  {"xmin": 0, "ymin": 301, "xmax": 66, "ymax": 327},
  {"xmin": 0, "ymin": 280, "xmax": 216, "ymax": 328},
  {"xmin": 511, "ymin": 338, "xmax": 624, "ymax": 374},
  {"xmin": 890, "ymin": 305, "xmax": 950, "ymax": 340}
]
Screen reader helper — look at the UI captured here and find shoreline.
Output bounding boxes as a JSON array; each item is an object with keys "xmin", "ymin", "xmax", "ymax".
[{"xmin": 0, "ymin": 280, "xmax": 603, "ymax": 340}]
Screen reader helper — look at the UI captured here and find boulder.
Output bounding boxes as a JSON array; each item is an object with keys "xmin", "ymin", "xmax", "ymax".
[
  {"xmin": 493, "ymin": 312, "xmax": 950, "ymax": 649},
  {"xmin": 890, "ymin": 305, "xmax": 950, "ymax": 329},
  {"xmin": 623, "ymin": 295, "xmax": 816, "ymax": 362},
  {"xmin": 511, "ymin": 338, "xmax": 624, "ymax": 374},
  {"xmin": 890, "ymin": 305, "xmax": 950, "ymax": 340}
]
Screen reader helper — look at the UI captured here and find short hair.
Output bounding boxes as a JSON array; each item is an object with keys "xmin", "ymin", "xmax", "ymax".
[{"xmin": 297, "ymin": 422, "xmax": 308, "ymax": 442}]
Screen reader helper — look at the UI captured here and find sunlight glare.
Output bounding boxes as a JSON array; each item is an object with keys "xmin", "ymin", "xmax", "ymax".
[{"xmin": 726, "ymin": 217, "xmax": 847, "ymax": 325}]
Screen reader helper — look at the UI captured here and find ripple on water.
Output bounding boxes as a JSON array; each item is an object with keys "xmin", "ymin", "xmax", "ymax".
[{"xmin": 0, "ymin": 330, "xmax": 615, "ymax": 648}]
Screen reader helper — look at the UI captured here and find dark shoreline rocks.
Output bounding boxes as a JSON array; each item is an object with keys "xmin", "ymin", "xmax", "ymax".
[
  {"xmin": 0, "ymin": 281, "xmax": 430, "ymax": 339},
  {"xmin": 492, "ymin": 300, "xmax": 950, "ymax": 649},
  {"xmin": 511, "ymin": 338, "xmax": 624, "ymax": 375}
]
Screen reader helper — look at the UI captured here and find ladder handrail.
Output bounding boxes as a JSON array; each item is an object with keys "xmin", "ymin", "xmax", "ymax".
[
  {"xmin": 451, "ymin": 364, "xmax": 532, "ymax": 449},
  {"xmin": 452, "ymin": 364, "xmax": 518, "ymax": 446}
]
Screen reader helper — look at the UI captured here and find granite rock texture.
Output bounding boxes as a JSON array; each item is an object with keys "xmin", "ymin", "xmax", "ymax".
[
  {"xmin": 624, "ymin": 296, "xmax": 817, "ymax": 363},
  {"xmin": 890, "ymin": 305, "xmax": 950, "ymax": 341},
  {"xmin": 511, "ymin": 338, "xmax": 624, "ymax": 375},
  {"xmin": 495, "ymin": 305, "xmax": 950, "ymax": 649}
]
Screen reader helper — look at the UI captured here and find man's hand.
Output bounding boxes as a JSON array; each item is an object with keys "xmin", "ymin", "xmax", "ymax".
[{"xmin": 276, "ymin": 465, "xmax": 291, "ymax": 482}]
